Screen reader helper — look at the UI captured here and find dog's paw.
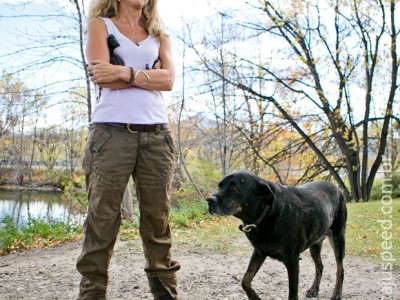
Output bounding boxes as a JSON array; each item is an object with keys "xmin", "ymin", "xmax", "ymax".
[
  {"xmin": 306, "ymin": 288, "xmax": 319, "ymax": 298},
  {"xmin": 330, "ymin": 296, "xmax": 342, "ymax": 300}
]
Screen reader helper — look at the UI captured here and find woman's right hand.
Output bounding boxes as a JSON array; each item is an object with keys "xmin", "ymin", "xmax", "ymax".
[{"xmin": 88, "ymin": 60, "xmax": 126, "ymax": 84}]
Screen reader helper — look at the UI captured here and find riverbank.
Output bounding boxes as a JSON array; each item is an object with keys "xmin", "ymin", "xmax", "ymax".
[
  {"xmin": 0, "ymin": 168, "xmax": 84, "ymax": 193},
  {"xmin": 0, "ymin": 184, "xmax": 62, "ymax": 192}
]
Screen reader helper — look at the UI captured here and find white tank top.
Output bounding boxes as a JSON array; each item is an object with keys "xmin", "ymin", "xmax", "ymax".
[{"xmin": 90, "ymin": 18, "xmax": 168, "ymax": 125}]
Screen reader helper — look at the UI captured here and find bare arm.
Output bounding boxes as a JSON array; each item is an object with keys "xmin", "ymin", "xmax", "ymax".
[
  {"xmin": 85, "ymin": 18, "xmax": 128, "ymax": 88},
  {"xmin": 86, "ymin": 18, "xmax": 175, "ymax": 91}
]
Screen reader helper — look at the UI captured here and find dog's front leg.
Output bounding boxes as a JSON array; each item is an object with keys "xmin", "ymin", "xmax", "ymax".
[
  {"xmin": 242, "ymin": 250, "xmax": 266, "ymax": 300},
  {"xmin": 284, "ymin": 256, "xmax": 300, "ymax": 300}
]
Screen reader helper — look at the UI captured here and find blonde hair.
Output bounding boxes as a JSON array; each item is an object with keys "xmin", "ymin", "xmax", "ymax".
[{"xmin": 88, "ymin": 0, "xmax": 167, "ymax": 39}]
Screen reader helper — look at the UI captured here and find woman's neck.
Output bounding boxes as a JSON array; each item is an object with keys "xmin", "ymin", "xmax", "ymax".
[{"xmin": 116, "ymin": 2, "xmax": 143, "ymax": 27}]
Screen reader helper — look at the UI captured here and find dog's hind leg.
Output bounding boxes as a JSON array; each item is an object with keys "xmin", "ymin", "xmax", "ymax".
[
  {"xmin": 242, "ymin": 250, "xmax": 266, "ymax": 300},
  {"xmin": 328, "ymin": 229, "xmax": 345, "ymax": 300},
  {"xmin": 284, "ymin": 255, "xmax": 300, "ymax": 300},
  {"xmin": 306, "ymin": 240, "xmax": 324, "ymax": 298},
  {"xmin": 329, "ymin": 198, "xmax": 346, "ymax": 300}
]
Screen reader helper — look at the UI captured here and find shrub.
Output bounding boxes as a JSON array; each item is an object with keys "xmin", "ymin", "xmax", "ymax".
[
  {"xmin": 0, "ymin": 216, "xmax": 81, "ymax": 255},
  {"xmin": 370, "ymin": 172, "xmax": 400, "ymax": 200},
  {"xmin": 0, "ymin": 216, "xmax": 22, "ymax": 252},
  {"xmin": 170, "ymin": 199, "xmax": 214, "ymax": 228}
]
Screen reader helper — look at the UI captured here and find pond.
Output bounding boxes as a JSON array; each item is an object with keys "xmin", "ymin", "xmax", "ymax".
[{"xmin": 0, "ymin": 189, "xmax": 84, "ymax": 228}]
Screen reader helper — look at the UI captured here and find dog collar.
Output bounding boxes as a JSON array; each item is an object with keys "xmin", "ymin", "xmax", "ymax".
[{"xmin": 239, "ymin": 204, "xmax": 271, "ymax": 233}]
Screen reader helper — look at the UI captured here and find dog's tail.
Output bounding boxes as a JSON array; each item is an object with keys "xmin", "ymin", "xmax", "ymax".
[
  {"xmin": 329, "ymin": 190, "xmax": 347, "ymax": 255},
  {"xmin": 332, "ymin": 191, "xmax": 347, "ymax": 233}
]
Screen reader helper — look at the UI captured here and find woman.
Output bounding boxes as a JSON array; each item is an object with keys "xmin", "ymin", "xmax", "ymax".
[{"xmin": 76, "ymin": 0, "xmax": 180, "ymax": 299}]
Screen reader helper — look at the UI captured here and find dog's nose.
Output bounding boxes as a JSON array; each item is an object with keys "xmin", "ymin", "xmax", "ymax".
[{"xmin": 206, "ymin": 196, "xmax": 218, "ymax": 206}]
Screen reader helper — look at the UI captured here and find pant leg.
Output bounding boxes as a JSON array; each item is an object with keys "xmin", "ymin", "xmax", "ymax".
[
  {"xmin": 134, "ymin": 130, "xmax": 180, "ymax": 298},
  {"xmin": 76, "ymin": 125, "xmax": 138, "ymax": 299}
]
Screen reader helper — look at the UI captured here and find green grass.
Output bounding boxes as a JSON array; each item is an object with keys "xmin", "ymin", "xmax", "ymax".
[
  {"xmin": 169, "ymin": 199, "xmax": 215, "ymax": 228},
  {"xmin": 0, "ymin": 216, "xmax": 81, "ymax": 255},
  {"xmin": 172, "ymin": 216, "xmax": 242, "ymax": 252},
  {"xmin": 346, "ymin": 199, "xmax": 400, "ymax": 267}
]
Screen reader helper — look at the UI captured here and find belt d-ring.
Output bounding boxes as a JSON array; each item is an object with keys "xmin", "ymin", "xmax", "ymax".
[{"xmin": 127, "ymin": 124, "xmax": 139, "ymax": 134}]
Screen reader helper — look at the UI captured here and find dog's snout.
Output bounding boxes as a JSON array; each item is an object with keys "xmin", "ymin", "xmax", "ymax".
[{"xmin": 206, "ymin": 196, "xmax": 218, "ymax": 206}]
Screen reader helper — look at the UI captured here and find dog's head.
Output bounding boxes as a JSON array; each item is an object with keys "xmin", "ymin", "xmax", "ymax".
[{"xmin": 206, "ymin": 171, "xmax": 275, "ymax": 219}]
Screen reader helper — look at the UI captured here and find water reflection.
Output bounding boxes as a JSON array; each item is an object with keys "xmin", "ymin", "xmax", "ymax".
[{"xmin": 0, "ymin": 189, "xmax": 83, "ymax": 228}]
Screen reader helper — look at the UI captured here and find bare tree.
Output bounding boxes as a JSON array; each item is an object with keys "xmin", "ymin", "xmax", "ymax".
[
  {"xmin": 189, "ymin": 0, "xmax": 399, "ymax": 201},
  {"xmin": 37, "ymin": 127, "xmax": 62, "ymax": 171},
  {"xmin": 182, "ymin": 12, "xmax": 247, "ymax": 177},
  {"xmin": 0, "ymin": 73, "xmax": 46, "ymax": 186},
  {"xmin": 0, "ymin": 0, "xmax": 91, "ymax": 124},
  {"xmin": 62, "ymin": 103, "xmax": 86, "ymax": 173}
]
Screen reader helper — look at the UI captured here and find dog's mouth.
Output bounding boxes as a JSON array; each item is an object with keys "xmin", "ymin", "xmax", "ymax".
[
  {"xmin": 224, "ymin": 203, "xmax": 242, "ymax": 216},
  {"xmin": 206, "ymin": 196, "xmax": 241, "ymax": 216}
]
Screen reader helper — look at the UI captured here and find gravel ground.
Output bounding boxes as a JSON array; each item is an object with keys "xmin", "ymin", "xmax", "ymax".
[{"xmin": 1, "ymin": 234, "xmax": 399, "ymax": 300}]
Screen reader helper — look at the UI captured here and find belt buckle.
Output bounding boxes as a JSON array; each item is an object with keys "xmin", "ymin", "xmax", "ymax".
[{"xmin": 126, "ymin": 124, "xmax": 139, "ymax": 134}]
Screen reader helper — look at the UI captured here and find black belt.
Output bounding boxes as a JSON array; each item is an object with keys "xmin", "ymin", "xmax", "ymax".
[{"xmin": 95, "ymin": 123, "xmax": 169, "ymax": 133}]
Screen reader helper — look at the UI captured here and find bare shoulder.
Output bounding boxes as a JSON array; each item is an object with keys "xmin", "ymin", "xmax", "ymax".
[
  {"xmin": 87, "ymin": 17, "xmax": 107, "ymax": 35},
  {"xmin": 159, "ymin": 36, "xmax": 172, "ymax": 48}
]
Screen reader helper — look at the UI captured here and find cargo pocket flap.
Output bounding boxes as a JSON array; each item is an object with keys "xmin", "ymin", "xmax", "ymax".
[{"xmin": 92, "ymin": 131, "xmax": 111, "ymax": 153}]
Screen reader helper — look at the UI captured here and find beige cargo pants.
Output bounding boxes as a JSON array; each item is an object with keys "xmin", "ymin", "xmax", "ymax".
[{"xmin": 76, "ymin": 124, "xmax": 180, "ymax": 299}]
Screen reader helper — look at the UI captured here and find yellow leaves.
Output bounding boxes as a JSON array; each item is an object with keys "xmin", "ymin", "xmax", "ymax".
[
  {"xmin": 0, "ymin": 234, "xmax": 82, "ymax": 256},
  {"xmin": 356, "ymin": 234, "xmax": 367, "ymax": 240},
  {"xmin": 365, "ymin": 247, "xmax": 379, "ymax": 253},
  {"xmin": 333, "ymin": 108, "xmax": 341, "ymax": 118},
  {"xmin": 119, "ymin": 228, "xmax": 140, "ymax": 241},
  {"xmin": 299, "ymin": 55, "xmax": 307, "ymax": 64},
  {"xmin": 343, "ymin": 130, "xmax": 350, "ymax": 140},
  {"xmin": 7, "ymin": 239, "xmax": 28, "ymax": 253},
  {"xmin": 33, "ymin": 236, "xmax": 64, "ymax": 248},
  {"xmin": 257, "ymin": 66, "xmax": 264, "ymax": 78},
  {"xmin": 72, "ymin": 174, "xmax": 82, "ymax": 186},
  {"xmin": 302, "ymin": 122, "xmax": 314, "ymax": 135}
]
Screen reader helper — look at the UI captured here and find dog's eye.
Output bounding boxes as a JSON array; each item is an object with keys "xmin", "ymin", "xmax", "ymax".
[{"xmin": 231, "ymin": 186, "xmax": 239, "ymax": 193}]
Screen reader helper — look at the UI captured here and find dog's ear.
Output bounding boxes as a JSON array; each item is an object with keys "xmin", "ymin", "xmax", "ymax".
[{"xmin": 257, "ymin": 181, "xmax": 275, "ymax": 206}]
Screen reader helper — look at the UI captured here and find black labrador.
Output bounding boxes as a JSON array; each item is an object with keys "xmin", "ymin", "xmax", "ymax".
[{"xmin": 206, "ymin": 171, "xmax": 347, "ymax": 300}]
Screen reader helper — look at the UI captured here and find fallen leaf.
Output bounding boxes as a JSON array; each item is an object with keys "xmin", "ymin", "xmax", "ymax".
[{"xmin": 365, "ymin": 247, "xmax": 378, "ymax": 253}]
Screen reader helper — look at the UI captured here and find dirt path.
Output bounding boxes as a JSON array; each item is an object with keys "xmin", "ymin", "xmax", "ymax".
[{"xmin": 0, "ymin": 236, "xmax": 399, "ymax": 300}]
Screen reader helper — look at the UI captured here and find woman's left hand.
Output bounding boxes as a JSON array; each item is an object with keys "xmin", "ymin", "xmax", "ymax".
[{"xmin": 88, "ymin": 60, "xmax": 123, "ymax": 84}]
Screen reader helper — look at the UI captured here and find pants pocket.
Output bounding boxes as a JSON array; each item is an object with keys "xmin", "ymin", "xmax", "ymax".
[
  {"xmin": 164, "ymin": 132, "xmax": 175, "ymax": 154},
  {"xmin": 82, "ymin": 127, "xmax": 112, "ymax": 177},
  {"xmin": 82, "ymin": 147, "xmax": 92, "ymax": 176},
  {"xmin": 92, "ymin": 130, "xmax": 111, "ymax": 153}
]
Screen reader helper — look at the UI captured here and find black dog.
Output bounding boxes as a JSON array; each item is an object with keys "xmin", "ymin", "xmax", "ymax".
[{"xmin": 207, "ymin": 171, "xmax": 347, "ymax": 300}]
